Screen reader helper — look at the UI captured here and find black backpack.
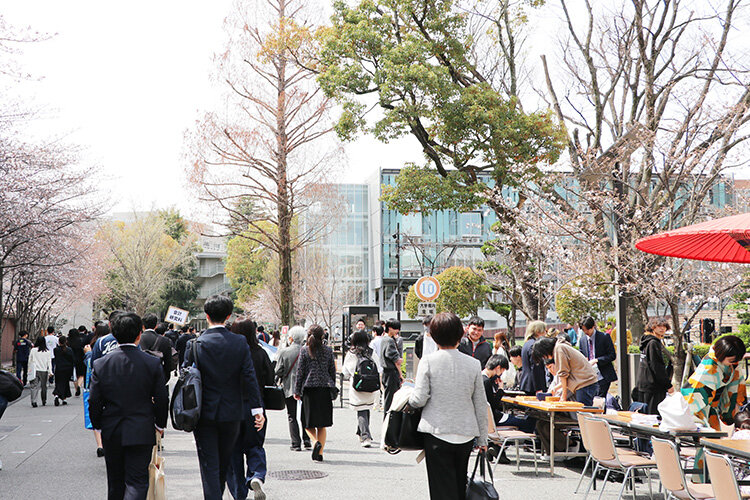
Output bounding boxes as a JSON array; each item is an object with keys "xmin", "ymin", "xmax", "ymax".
[
  {"xmin": 352, "ymin": 353, "xmax": 380, "ymax": 393},
  {"xmin": 0, "ymin": 369, "xmax": 23, "ymax": 402},
  {"xmin": 170, "ymin": 340, "xmax": 202, "ymax": 432}
]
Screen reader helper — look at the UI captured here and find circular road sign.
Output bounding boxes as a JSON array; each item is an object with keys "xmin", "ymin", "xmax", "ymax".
[{"xmin": 415, "ymin": 276, "xmax": 441, "ymax": 302}]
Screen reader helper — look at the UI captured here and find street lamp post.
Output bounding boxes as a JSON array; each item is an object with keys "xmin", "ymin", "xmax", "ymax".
[{"xmin": 393, "ymin": 223, "xmax": 401, "ymax": 321}]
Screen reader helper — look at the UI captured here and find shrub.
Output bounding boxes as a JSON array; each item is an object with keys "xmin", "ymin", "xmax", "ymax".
[
  {"xmin": 692, "ymin": 343, "xmax": 711, "ymax": 359},
  {"xmin": 714, "ymin": 325, "xmax": 750, "ymax": 350},
  {"xmin": 627, "ymin": 345, "xmax": 640, "ymax": 354}
]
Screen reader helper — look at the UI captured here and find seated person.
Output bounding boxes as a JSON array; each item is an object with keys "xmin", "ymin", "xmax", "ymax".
[
  {"xmin": 505, "ymin": 345, "xmax": 523, "ymax": 389},
  {"xmin": 482, "ymin": 355, "xmax": 536, "ymax": 434}
]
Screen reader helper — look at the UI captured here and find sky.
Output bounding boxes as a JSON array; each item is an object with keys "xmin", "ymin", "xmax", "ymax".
[
  {"xmin": 2, "ymin": 0, "xmax": 423, "ymax": 222},
  {"xmin": 4, "ymin": 1, "xmax": 749, "ymax": 224}
]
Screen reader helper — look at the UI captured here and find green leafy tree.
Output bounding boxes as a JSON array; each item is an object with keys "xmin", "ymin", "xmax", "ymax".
[
  {"xmin": 154, "ymin": 209, "xmax": 200, "ymax": 317},
  {"xmin": 318, "ymin": 0, "xmax": 564, "ymax": 320},
  {"xmin": 555, "ymin": 275, "xmax": 614, "ymax": 326},
  {"xmin": 405, "ymin": 266, "xmax": 490, "ymax": 318},
  {"xmin": 225, "ymin": 230, "xmax": 270, "ymax": 305}
]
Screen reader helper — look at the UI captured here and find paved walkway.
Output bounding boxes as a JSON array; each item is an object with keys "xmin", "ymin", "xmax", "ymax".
[{"xmin": 0, "ymin": 385, "xmax": 657, "ymax": 499}]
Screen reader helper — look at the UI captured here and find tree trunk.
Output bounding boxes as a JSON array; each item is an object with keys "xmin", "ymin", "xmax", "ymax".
[
  {"xmin": 509, "ymin": 302, "xmax": 517, "ymax": 345},
  {"xmin": 668, "ymin": 298, "xmax": 686, "ymax": 388},
  {"xmin": 627, "ymin": 300, "xmax": 646, "ymax": 344},
  {"xmin": 276, "ymin": 0, "xmax": 294, "ymax": 326}
]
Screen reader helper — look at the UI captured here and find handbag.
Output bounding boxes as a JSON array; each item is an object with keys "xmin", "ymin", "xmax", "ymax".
[
  {"xmin": 263, "ymin": 386, "xmax": 286, "ymax": 410},
  {"xmin": 147, "ymin": 432, "xmax": 167, "ymax": 500},
  {"xmin": 0, "ymin": 369, "xmax": 23, "ymax": 402},
  {"xmin": 383, "ymin": 405, "xmax": 424, "ymax": 452},
  {"xmin": 466, "ymin": 450, "xmax": 499, "ymax": 500},
  {"xmin": 329, "ymin": 386, "xmax": 340, "ymax": 401}
]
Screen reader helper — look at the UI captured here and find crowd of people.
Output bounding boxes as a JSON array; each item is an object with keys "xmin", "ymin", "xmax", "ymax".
[{"xmin": 4, "ymin": 299, "xmax": 750, "ymax": 500}]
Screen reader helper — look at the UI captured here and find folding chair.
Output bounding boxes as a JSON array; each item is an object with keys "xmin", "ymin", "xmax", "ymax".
[
  {"xmin": 705, "ymin": 450, "xmax": 750, "ymax": 500},
  {"xmin": 583, "ymin": 416, "xmax": 656, "ymax": 500},
  {"xmin": 651, "ymin": 437, "xmax": 714, "ymax": 500},
  {"xmin": 486, "ymin": 404, "xmax": 539, "ymax": 476}
]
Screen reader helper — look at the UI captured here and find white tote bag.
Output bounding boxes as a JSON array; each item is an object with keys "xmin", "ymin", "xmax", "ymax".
[
  {"xmin": 148, "ymin": 432, "xmax": 167, "ymax": 500},
  {"xmin": 658, "ymin": 393, "xmax": 697, "ymax": 431}
]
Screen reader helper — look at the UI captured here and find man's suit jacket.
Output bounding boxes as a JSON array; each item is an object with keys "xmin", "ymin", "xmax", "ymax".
[
  {"xmin": 578, "ymin": 330, "xmax": 618, "ymax": 383},
  {"xmin": 519, "ymin": 336, "xmax": 547, "ymax": 394},
  {"xmin": 183, "ymin": 326, "xmax": 262, "ymax": 422},
  {"xmin": 140, "ymin": 329, "xmax": 174, "ymax": 383},
  {"xmin": 89, "ymin": 345, "xmax": 168, "ymax": 447}
]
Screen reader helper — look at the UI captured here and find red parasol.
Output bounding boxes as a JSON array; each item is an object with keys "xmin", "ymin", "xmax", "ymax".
[{"xmin": 635, "ymin": 213, "xmax": 750, "ymax": 263}]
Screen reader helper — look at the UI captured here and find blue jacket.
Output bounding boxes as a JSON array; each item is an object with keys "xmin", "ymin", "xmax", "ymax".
[
  {"xmin": 519, "ymin": 337, "xmax": 547, "ymax": 395},
  {"xmin": 578, "ymin": 330, "xmax": 617, "ymax": 383},
  {"xmin": 183, "ymin": 326, "xmax": 263, "ymax": 422},
  {"xmin": 91, "ymin": 334, "xmax": 119, "ymax": 364}
]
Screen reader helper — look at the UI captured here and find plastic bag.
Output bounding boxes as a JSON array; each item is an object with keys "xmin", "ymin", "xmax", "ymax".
[{"xmin": 658, "ymin": 392, "xmax": 697, "ymax": 431}]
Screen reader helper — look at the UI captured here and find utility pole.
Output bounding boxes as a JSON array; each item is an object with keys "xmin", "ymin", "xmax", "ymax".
[{"xmin": 393, "ymin": 223, "xmax": 401, "ymax": 321}]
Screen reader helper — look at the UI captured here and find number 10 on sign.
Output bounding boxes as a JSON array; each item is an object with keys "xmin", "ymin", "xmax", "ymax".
[{"xmin": 415, "ymin": 276, "xmax": 440, "ymax": 302}]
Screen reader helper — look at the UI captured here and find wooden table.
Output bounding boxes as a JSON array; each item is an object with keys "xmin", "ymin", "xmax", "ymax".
[
  {"xmin": 600, "ymin": 413, "xmax": 727, "ymax": 444},
  {"xmin": 701, "ymin": 438, "xmax": 750, "ymax": 461},
  {"xmin": 501, "ymin": 397, "xmax": 603, "ymax": 476}
]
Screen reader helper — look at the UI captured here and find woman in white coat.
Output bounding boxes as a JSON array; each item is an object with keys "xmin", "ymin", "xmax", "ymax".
[
  {"xmin": 28, "ymin": 336, "xmax": 53, "ymax": 407},
  {"xmin": 342, "ymin": 330, "xmax": 380, "ymax": 447}
]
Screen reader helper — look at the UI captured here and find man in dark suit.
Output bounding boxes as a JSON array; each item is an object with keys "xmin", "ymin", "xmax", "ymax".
[
  {"xmin": 578, "ymin": 316, "xmax": 618, "ymax": 397},
  {"xmin": 139, "ymin": 313, "xmax": 174, "ymax": 384},
  {"xmin": 89, "ymin": 312, "xmax": 169, "ymax": 500},
  {"xmin": 184, "ymin": 295, "xmax": 264, "ymax": 500}
]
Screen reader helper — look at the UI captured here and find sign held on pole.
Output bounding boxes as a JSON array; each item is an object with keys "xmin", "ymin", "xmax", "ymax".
[
  {"xmin": 165, "ymin": 306, "xmax": 190, "ymax": 326},
  {"xmin": 414, "ymin": 276, "xmax": 441, "ymax": 302}
]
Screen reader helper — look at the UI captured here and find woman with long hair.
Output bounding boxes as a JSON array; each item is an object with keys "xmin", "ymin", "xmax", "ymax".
[
  {"xmin": 226, "ymin": 317, "xmax": 274, "ymax": 500},
  {"xmin": 294, "ymin": 324, "xmax": 336, "ymax": 461},
  {"xmin": 28, "ymin": 336, "xmax": 53, "ymax": 407},
  {"xmin": 52, "ymin": 336, "xmax": 75, "ymax": 406},
  {"xmin": 342, "ymin": 330, "xmax": 379, "ymax": 447}
]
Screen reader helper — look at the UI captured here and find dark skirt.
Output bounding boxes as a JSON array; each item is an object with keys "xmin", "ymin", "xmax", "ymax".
[
  {"xmin": 302, "ymin": 387, "xmax": 333, "ymax": 429},
  {"xmin": 53, "ymin": 367, "xmax": 73, "ymax": 399}
]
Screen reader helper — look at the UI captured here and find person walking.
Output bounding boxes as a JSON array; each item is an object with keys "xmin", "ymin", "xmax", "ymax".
[
  {"xmin": 67, "ymin": 328, "xmax": 86, "ymax": 396},
  {"xmin": 28, "ymin": 336, "xmax": 53, "ymax": 407},
  {"xmin": 92, "ymin": 311, "xmax": 123, "ymax": 363},
  {"xmin": 577, "ymin": 316, "xmax": 617, "ymax": 397},
  {"xmin": 635, "ymin": 318, "xmax": 674, "ymax": 415},
  {"xmin": 175, "ymin": 325, "xmax": 196, "ymax": 367},
  {"xmin": 183, "ymin": 295, "xmax": 264, "ymax": 500},
  {"xmin": 408, "ymin": 313, "xmax": 488, "ymax": 500},
  {"xmin": 89, "ymin": 312, "xmax": 169, "ymax": 500},
  {"xmin": 12, "ymin": 331, "xmax": 32, "ymax": 386},
  {"xmin": 519, "ymin": 320, "xmax": 548, "ymax": 395},
  {"xmin": 53, "ymin": 336, "xmax": 75, "ymax": 406},
  {"xmin": 294, "ymin": 324, "xmax": 336, "ymax": 462},
  {"xmin": 226, "ymin": 317, "xmax": 274, "ymax": 500},
  {"xmin": 139, "ymin": 314, "xmax": 174, "ymax": 384},
  {"xmin": 44, "ymin": 327, "xmax": 59, "ymax": 384},
  {"xmin": 274, "ymin": 326, "xmax": 311, "ymax": 451},
  {"xmin": 342, "ymin": 330, "xmax": 379, "ymax": 447},
  {"xmin": 380, "ymin": 318, "xmax": 403, "ymax": 413}
]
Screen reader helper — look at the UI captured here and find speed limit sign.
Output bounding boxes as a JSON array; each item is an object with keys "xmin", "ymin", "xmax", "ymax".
[{"xmin": 415, "ymin": 276, "xmax": 441, "ymax": 302}]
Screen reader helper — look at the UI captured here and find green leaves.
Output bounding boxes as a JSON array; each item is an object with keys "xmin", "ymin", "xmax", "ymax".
[{"xmin": 405, "ymin": 266, "xmax": 490, "ymax": 318}]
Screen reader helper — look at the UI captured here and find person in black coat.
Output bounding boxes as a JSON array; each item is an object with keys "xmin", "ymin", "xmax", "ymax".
[
  {"xmin": 577, "ymin": 316, "xmax": 618, "ymax": 397},
  {"xmin": 89, "ymin": 312, "xmax": 169, "ymax": 500},
  {"xmin": 175, "ymin": 325, "xmax": 196, "ymax": 367},
  {"xmin": 66, "ymin": 328, "xmax": 86, "ymax": 396},
  {"xmin": 226, "ymin": 317, "xmax": 274, "ymax": 500},
  {"xmin": 519, "ymin": 321, "xmax": 548, "ymax": 395},
  {"xmin": 183, "ymin": 295, "xmax": 264, "ymax": 500},
  {"xmin": 53, "ymin": 337, "xmax": 76, "ymax": 406},
  {"xmin": 636, "ymin": 318, "xmax": 674, "ymax": 415},
  {"xmin": 457, "ymin": 316, "xmax": 493, "ymax": 369},
  {"xmin": 139, "ymin": 314, "xmax": 174, "ymax": 384}
]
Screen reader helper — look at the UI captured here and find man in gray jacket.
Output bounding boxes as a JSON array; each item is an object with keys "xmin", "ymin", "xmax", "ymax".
[{"xmin": 274, "ymin": 326, "xmax": 311, "ymax": 451}]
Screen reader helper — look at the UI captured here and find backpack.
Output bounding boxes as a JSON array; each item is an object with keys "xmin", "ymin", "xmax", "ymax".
[
  {"xmin": 0, "ymin": 369, "xmax": 23, "ymax": 402},
  {"xmin": 352, "ymin": 352, "xmax": 380, "ymax": 393},
  {"xmin": 140, "ymin": 333, "xmax": 164, "ymax": 359},
  {"xmin": 170, "ymin": 340, "xmax": 202, "ymax": 432}
]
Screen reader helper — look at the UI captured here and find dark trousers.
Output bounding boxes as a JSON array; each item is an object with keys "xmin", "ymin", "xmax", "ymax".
[
  {"xmin": 642, "ymin": 390, "xmax": 667, "ymax": 416},
  {"xmin": 227, "ymin": 418, "xmax": 267, "ymax": 499},
  {"xmin": 423, "ymin": 434, "xmax": 473, "ymax": 500},
  {"xmin": 597, "ymin": 379, "xmax": 611, "ymax": 398},
  {"xmin": 575, "ymin": 382, "xmax": 600, "ymax": 406},
  {"xmin": 194, "ymin": 420, "xmax": 241, "ymax": 500},
  {"xmin": 0, "ymin": 394, "xmax": 7, "ymax": 419},
  {"xmin": 381, "ymin": 369, "xmax": 401, "ymax": 414},
  {"xmin": 285, "ymin": 396, "xmax": 310, "ymax": 448},
  {"xmin": 102, "ymin": 433, "xmax": 152, "ymax": 500},
  {"xmin": 16, "ymin": 360, "xmax": 28, "ymax": 385},
  {"xmin": 356, "ymin": 409, "xmax": 372, "ymax": 440}
]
